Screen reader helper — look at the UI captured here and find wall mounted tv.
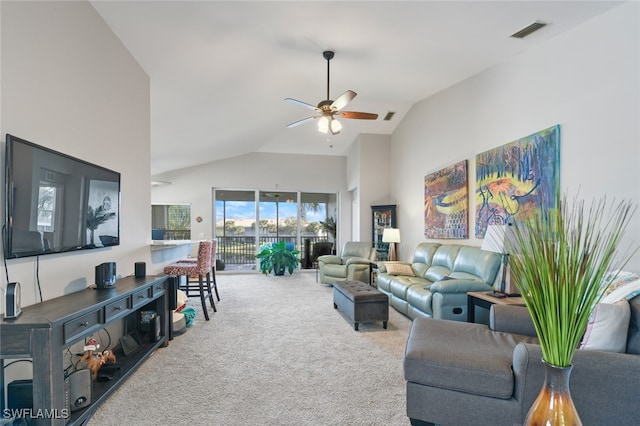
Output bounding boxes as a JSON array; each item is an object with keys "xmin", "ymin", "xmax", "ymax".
[{"xmin": 4, "ymin": 134, "xmax": 121, "ymax": 259}]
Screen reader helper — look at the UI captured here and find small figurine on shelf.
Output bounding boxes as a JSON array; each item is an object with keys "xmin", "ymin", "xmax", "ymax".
[{"xmin": 79, "ymin": 338, "xmax": 117, "ymax": 380}]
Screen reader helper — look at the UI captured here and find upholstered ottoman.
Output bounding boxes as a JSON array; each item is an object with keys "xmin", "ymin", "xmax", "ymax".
[{"xmin": 333, "ymin": 280, "xmax": 389, "ymax": 331}]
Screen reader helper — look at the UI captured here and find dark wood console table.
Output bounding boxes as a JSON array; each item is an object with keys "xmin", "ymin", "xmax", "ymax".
[{"xmin": 0, "ymin": 275, "xmax": 173, "ymax": 425}]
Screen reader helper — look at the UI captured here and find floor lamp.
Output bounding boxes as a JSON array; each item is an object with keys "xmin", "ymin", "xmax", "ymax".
[
  {"xmin": 382, "ymin": 228, "xmax": 401, "ymax": 261},
  {"xmin": 481, "ymin": 224, "xmax": 510, "ymax": 298}
]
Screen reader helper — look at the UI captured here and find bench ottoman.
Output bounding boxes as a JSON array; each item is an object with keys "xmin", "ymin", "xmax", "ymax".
[{"xmin": 333, "ymin": 280, "xmax": 389, "ymax": 331}]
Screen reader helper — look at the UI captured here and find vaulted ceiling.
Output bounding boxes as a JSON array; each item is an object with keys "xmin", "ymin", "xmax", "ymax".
[{"xmin": 91, "ymin": 1, "xmax": 623, "ymax": 175}]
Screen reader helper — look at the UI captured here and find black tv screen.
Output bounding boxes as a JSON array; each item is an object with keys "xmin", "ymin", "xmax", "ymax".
[{"xmin": 4, "ymin": 134, "xmax": 121, "ymax": 259}]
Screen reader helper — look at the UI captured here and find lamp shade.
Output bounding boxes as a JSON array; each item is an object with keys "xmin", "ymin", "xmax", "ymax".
[
  {"xmin": 382, "ymin": 228, "xmax": 401, "ymax": 243},
  {"xmin": 481, "ymin": 225, "xmax": 507, "ymax": 254}
]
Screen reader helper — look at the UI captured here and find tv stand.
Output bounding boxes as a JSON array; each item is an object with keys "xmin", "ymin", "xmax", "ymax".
[{"xmin": 1, "ymin": 275, "xmax": 174, "ymax": 425}]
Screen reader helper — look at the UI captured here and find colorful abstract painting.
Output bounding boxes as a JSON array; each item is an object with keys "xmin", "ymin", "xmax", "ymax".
[
  {"xmin": 475, "ymin": 125, "xmax": 561, "ymax": 238},
  {"xmin": 424, "ymin": 160, "xmax": 468, "ymax": 239}
]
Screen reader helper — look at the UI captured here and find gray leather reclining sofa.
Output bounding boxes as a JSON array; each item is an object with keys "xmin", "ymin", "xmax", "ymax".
[
  {"xmin": 403, "ymin": 295, "xmax": 640, "ymax": 425},
  {"xmin": 376, "ymin": 242, "xmax": 500, "ymax": 321}
]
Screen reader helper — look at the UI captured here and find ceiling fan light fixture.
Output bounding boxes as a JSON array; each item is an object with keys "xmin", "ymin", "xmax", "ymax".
[
  {"xmin": 330, "ymin": 118, "xmax": 342, "ymax": 134},
  {"xmin": 286, "ymin": 50, "xmax": 377, "ymax": 133},
  {"xmin": 317, "ymin": 116, "xmax": 329, "ymax": 133}
]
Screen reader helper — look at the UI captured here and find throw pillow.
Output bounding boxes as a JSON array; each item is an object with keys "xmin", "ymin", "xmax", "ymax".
[
  {"xmin": 579, "ymin": 300, "xmax": 631, "ymax": 353},
  {"xmin": 385, "ymin": 263, "xmax": 414, "ymax": 277},
  {"xmin": 601, "ymin": 271, "xmax": 640, "ymax": 304}
]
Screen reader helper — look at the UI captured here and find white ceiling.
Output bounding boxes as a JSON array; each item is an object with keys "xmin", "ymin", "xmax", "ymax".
[{"xmin": 90, "ymin": 1, "xmax": 624, "ymax": 175}]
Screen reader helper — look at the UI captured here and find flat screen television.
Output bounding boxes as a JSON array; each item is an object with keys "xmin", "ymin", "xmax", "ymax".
[{"xmin": 4, "ymin": 134, "xmax": 121, "ymax": 259}]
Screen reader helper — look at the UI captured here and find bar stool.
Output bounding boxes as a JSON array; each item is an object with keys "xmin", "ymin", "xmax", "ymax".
[
  {"xmin": 180, "ymin": 239, "xmax": 220, "ymax": 301},
  {"xmin": 164, "ymin": 240, "xmax": 216, "ymax": 320}
]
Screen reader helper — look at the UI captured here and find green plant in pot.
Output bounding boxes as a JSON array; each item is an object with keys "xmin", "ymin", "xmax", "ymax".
[
  {"xmin": 256, "ymin": 241, "xmax": 300, "ymax": 276},
  {"xmin": 507, "ymin": 193, "xmax": 636, "ymax": 425}
]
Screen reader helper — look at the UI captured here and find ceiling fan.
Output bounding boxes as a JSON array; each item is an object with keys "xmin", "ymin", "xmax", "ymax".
[{"xmin": 285, "ymin": 50, "xmax": 378, "ymax": 135}]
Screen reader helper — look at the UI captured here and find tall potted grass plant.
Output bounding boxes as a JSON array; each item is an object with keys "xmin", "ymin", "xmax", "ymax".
[{"xmin": 507, "ymin": 194, "xmax": 636, "ymax": 425}]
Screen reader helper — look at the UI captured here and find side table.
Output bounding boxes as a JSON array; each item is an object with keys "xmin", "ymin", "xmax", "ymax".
[
  {"xmin": 467, "ymin": 291, "xmax": 525, "ymax": 323},
  {"xmin": 369, "ymin": 262, "xmax": 378, "ymax": 286}
]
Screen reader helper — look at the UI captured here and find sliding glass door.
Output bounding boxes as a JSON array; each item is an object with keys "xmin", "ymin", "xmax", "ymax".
[{"xmin": 214, "ymin": 189, "xmax": 337, "ymax": 271}]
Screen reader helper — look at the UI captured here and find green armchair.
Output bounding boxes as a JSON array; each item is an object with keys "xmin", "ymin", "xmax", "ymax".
[{"xmin": 318, "ymin": 241, "xmax": 376, "ymax": 286}]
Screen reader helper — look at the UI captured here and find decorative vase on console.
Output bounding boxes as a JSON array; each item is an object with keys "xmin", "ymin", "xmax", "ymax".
[{"xmin": 507, "ymin": 192, "xmax": 636, "ymax": 426}]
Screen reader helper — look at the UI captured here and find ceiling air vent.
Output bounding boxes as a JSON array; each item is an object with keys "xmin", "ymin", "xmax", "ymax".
[
  {"xmin": 510, "ymin": 21, "xmax": 547, "ymax": 39},
  {"xmin": 383, "ymin": 111, "xmax": 396, "ymax": 121}
]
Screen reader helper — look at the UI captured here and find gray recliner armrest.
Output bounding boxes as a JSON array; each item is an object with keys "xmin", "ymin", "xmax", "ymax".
[
  {"xmin": 345, "ymin": 256, "xmax": 372, "ymax": 266},
  {"xmin": 318, "ymin": 254, "xmax": 342, "ymax": 264},
  {"xmin": 490, "ymin": 305, "xmax": 537, "ymax": 337}
]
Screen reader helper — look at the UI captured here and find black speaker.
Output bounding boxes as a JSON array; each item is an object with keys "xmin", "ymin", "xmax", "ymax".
[
  {"xmin": 168, "ymin": 276, "xmax": 178, "ymax": 310},
  {"xmin": 5, "ymin": 281, "xmax": 22, "ymax": 319},
  {"xmin": 67, "ymin": 369, "xmax": 92, "ymax": 412},
  {"xmin": 8, "ymin": 379, "xmax": 33, "ymax": 409},
  {"xmin": 134, "ymin": 262, "xmax": 146, "ymax": 277},
  {"xmin": 95, "ymin": 262, "xmax": 116, "ymax": 288}
]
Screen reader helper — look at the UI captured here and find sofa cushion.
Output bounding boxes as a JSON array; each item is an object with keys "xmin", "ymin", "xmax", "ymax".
[
  {"xmin": 412, "ymin": 262, "xmax": 430, "ymax": 279},
  {"xmin": 322, "ymin": 263, "xmax": 348, "ymax": 279},
  {"xmin": 404, "ymin": 318, "xmax": 537, "ymax": 399},
  {"xmin": 431, "ymin": 245, "xmax": 461, "ymax": 270},
  {"xmin": 453, "ymin": 246, "xmax": 500, "ymax": 284},
  {"xmin": 341, "ymin": 241, "xmax": 374, "ymax": 259},
  {"xmin": 424, "ymin": 265, "xmax": 451, "ymax": 282},
  {"xmin": 376, "ymin": 273, "xmax": 394, "ymax": 292},
  {"xmin": 580, "ymin": 300, "xmax": 631, "ymax": 352},
  {"xmin": 406, "ymin": 285, "xmax": 433, "ymax": 315},
  {"xmin": 385, "ymin": 263, "xmax": 415, "ymax": 276},
  {"xmin": 390, "ymin": 277, "xmax": 420, "ymax": 299},
  {"xmin": 412, "ymin": 242, "xmax": 440, "ymax": 265}
]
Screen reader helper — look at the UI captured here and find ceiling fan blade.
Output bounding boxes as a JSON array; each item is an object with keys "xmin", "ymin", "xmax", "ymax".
[
  {"xmin": 285, "ymin": 98, "xmax": 320, "ymax": 112},
  {"xmin": 286, "ymin": 116, "xmax": 316, "ymax": 128},
  {"xmin": 340, "ymin": 111, "xmax": 378, "ymax": 120},
  {"xmin": 331, "ymin": 90, "xmax": 357, "ymax": 111}
]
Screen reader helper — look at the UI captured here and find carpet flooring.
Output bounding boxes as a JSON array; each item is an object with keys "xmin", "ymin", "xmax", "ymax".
[{"xmin": 87, "ymin": 271, "xmax": 413, "ymax": 425}]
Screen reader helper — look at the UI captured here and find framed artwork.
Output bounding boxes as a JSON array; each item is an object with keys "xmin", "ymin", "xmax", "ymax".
[
  {"xmin": 475, "ymin": 125, "xmax": 561, "ymax": 238},
  {"xmin": 424, "ymin": 160, "xmax": 469, "ymax": 239},
  {"xmin": 371, "ymin": 205, "xmax": 396, "ymax": 261}
]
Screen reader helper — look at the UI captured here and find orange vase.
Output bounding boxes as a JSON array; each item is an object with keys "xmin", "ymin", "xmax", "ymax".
[{"xmin": 525, "ymin": 361, "xmax": 582, "ymax": 426}]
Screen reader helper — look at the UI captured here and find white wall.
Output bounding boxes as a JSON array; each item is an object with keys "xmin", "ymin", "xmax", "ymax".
[
  {"xmin": 389, "ymin": 2, "xmax": 640, "ymax": 270},
  {"xmin": 0, "ymin": 1, "xmax": 151, "ymax": 310},
  {"xmin": 151, "ymin": 152, "xmax": 349, "ymax": 254},
  {"xmin": 348, "ymin": 133, "xmax": 392, "ymax": 242}
]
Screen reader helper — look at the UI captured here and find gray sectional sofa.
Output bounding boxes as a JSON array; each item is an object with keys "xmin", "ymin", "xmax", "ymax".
[
  {"xmin": 404, "ymin": 295, "xmax": 640, "ymax": 425},
  {"xmin": 376, "ymin": 242, "xmax": 500, "ymax": 321}
]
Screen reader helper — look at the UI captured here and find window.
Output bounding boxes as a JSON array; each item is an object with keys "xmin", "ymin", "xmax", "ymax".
[
  {"xmin": 37, "ymin": 185, "xmax": 56, "ymax": 232},
  {"xmin": 151, "ymin": 204, "xmax": 191, "ymax": 240}
]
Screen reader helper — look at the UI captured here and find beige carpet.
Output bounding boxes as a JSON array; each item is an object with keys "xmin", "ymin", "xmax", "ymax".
[{"xmin": 88, "ymin": 271, "xmax": 413, "ymax": 425}]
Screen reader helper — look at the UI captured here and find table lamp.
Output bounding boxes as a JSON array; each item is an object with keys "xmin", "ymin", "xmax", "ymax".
[{"xmin": 382, "ymin": 228, "xmax": 401, "ymax": 261}]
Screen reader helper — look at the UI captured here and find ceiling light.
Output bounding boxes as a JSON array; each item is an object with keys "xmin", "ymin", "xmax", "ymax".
[
  {"xmin": 317, "ymin": 116, "xmax": 329, "ymax": 133},
  {"xmin": 330, "ymin": 118, "xmax": 342, "ymax": 135}
]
